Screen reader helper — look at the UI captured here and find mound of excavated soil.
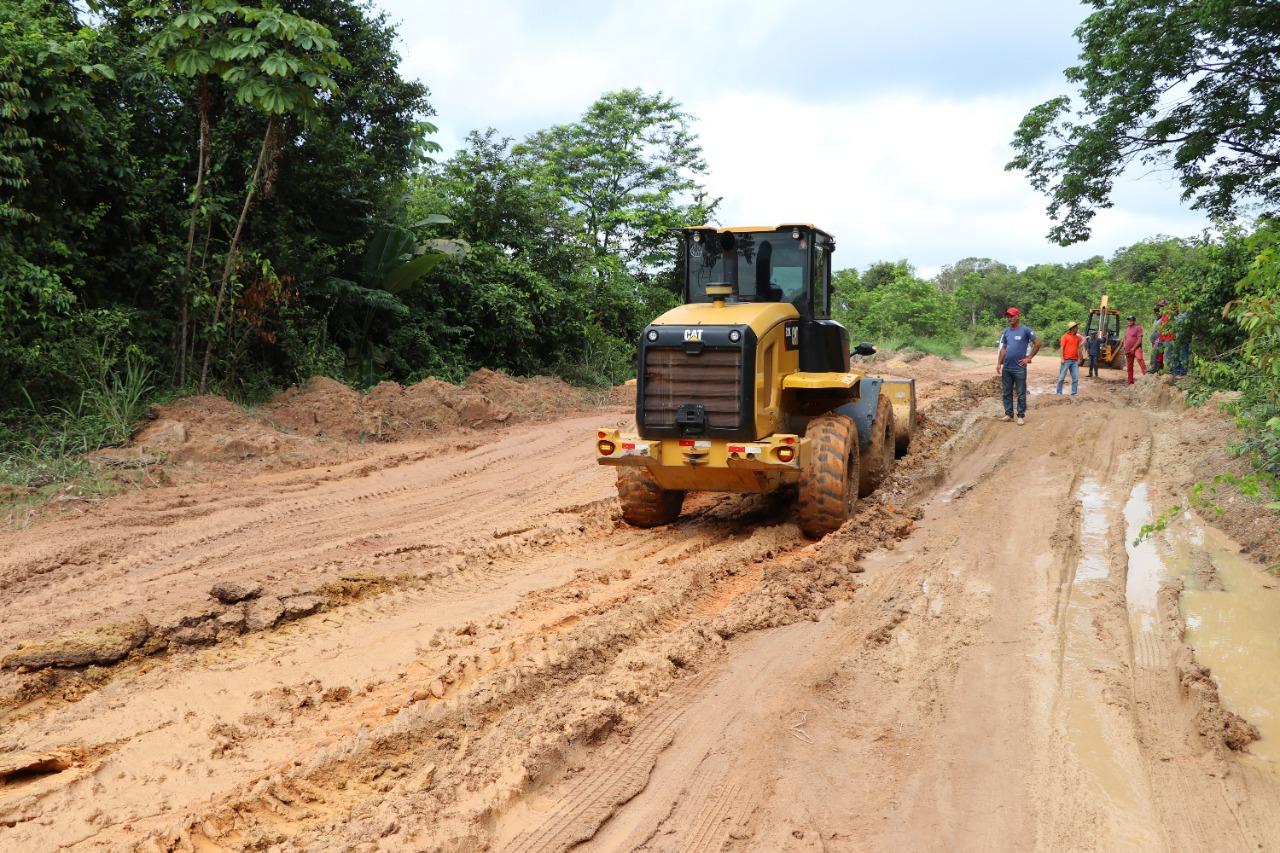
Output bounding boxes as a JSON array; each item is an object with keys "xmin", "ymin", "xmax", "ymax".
[
  {"xmin": 262, "ymin": 370, "xmax": 595, "ymax": 442},
  {"xmin": 1121, "ymin": 372, "xmax": 1189, "ymax": 412},
  {"xmin": 117, "ymin": 371, "xmax": 605, "ymax": 476},
  {"xmin": 261, "ymin": 376, "xmax": 383, "ymax": 441},
  {"xmin": 128, "ymin": 395, "xmax": 311, "ymax": 466},
  {"xmin": 368, "ymin": 376, "xmax": 507, "ymax": 436}
]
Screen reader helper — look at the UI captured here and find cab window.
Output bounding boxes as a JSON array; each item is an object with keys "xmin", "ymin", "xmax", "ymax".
[
  {"xmin": 812, "ymin": 234, "xmax": 831, "ymax": 318},
  {"xmin": 687, "ymin": 229, "xmax": 807, "ymax": 305}
]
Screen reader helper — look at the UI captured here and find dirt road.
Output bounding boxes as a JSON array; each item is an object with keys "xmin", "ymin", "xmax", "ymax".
[{"xmin": 2, "ymin": 354, "xmax": 1279, "ymax": 851}]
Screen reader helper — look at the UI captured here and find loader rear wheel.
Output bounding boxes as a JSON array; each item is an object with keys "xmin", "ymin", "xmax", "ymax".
[
  {"xmin": 859, "ymin": 395, "xmax": 895, "ymax": 498},
  {"xmin": 617, "ymin": 468, "xmax": 684, "ymax": 528},
  {"xmin": 798, "ymin": 414, "xmax": 859, "ymax": 539}
]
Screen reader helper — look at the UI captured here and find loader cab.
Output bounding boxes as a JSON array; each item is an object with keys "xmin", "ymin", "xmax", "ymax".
[{"xmin": 682, "ymin": 225, "xmax": 848, "ymax": 372}]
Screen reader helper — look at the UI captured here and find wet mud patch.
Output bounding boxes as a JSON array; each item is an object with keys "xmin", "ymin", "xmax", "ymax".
[{"xmin": 0, "ymin": 499, "xmax": 622, "ymax": 718}]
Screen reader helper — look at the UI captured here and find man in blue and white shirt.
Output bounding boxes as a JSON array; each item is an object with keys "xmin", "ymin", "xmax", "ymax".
[{"xmin": 996, "ymin": 307, "xmax": 1041, "ymax": 424}]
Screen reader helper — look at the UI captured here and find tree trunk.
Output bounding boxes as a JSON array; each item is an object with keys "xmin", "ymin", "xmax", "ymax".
[
  {"xmin": 180, "ymin": 78, "xmax": 212, "ymax": 388},
  {"xmin": 200, "ymin": 116, "xmax": 274, "ymax": 393}
]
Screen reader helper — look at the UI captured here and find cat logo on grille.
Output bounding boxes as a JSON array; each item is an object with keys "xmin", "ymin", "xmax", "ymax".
[{"xmin": 683, "ymin": 328, "xmax": 704, "ymax": 342}]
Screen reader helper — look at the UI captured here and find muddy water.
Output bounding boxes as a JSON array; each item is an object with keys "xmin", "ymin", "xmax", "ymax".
[
  {"xmin": 1123, "ymin": 483, "xmax": 1280, "ymax": 765},
  {"xmin": 1123, "ymin": 483, "xmax": 1163, "ymax": 638},
  {"xmin": 1178, "ymin": 517, "xmax": 1280, "ymax": 764},
  {"xmin": 1075, "ymin": 480, "xmax": 1111, "ymax": 581}
]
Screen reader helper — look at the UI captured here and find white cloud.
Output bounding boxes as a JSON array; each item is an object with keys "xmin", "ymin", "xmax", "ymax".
[
  {"xmin": 693, "ymin": 91, "xmax": 1209, "ymax": 273},
  {"xmin": 381, "ymin": 0, "xmax": 1212, "ymax": 275}
]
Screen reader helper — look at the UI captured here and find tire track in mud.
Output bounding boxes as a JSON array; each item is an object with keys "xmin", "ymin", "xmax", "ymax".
[
  {"xmin": 0, "ymin": 477, "xmax": 836, "ymax": 850},
  {"xmin": 159, "ymin": 524, "xmax": 814, "ymax": 851},
  {"xmin": 502, "ymin": 700, "xmax": 693, "ymax": 853},
  {"xmin": 538, "ymin": 393, "xmax": 1269, "ymax": 853},
  {"xmin": 0, "ymin": 418, "xmax": 610, "ymax": 656}
]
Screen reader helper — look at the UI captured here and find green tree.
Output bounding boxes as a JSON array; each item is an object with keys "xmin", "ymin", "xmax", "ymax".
[
  {"xmin": 406, "ymin": 129, "xmax": 671, "ymax": 385},
  {"xmin": 938, "ymin": 258, "xmax": 1018, "ymax": 326},
  {"xmin": 1009, "ymin": 0, "xmax": 1280, "ymax": 245},
  {"xmin": 518, "ymin": 89, "xmax": 717, "ymax": 276},
  {"xmin": 137, "ymin": 0, "xmax": 349, "ymax": 390},
  {"xmin": 860, "ymin": 260, "xmax": 913, "ymax": 291}
]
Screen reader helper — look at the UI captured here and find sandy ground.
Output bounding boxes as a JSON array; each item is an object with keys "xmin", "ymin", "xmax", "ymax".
[{"xmin": 2, "ymin": 353, "xmax": 1279, "ymax": 852}]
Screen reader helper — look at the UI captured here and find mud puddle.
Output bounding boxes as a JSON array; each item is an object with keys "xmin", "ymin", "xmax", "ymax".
[
  {"xmin": 1178, "ymin": 517, "xmax": 1280, "ymax": 764},
  {"xmin": 1123, "ymin": 483, "xmax": 1162, "ymax": 638},
  {"xmin": 1125, "ymin": 483, "xmax": 1280, "ymax": 764},
  {"xmin": 1075, "ymin": 479, "xmax": 1112, "ymax": 582}
]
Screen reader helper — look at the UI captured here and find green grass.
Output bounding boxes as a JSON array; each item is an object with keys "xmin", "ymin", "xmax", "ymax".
[{"xmin": 1, "ymin": 347, "xmax": 153, "ymax": 505}]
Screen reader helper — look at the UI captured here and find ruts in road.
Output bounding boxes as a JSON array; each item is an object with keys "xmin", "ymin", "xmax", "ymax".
[{"xmin": 2, "ymin": 353, "xmax": 1279, "ymax": 852}]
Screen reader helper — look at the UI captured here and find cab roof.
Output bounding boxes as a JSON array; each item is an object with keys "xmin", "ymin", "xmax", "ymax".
[{"xmin": 685, "ymin": 223, "xmax": 833, "ymax": 239}]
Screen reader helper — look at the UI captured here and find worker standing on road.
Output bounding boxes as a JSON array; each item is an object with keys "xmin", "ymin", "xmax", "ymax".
[
  {"xmin": 1172, "ymin": 304, "xmax": 1190, "ymax": 377},
  {"xmin": 1160, "ymin": 303, "xmax": 1179, "ymax": 375},
  {"xmin": 1056, "ymin": 321, "xmax": 1084, "ymax": 395},
  {"xmin": 1086, "ymin": 328, "xmax": 1104, "ymax": 378},
  {"xmin": 1151, "ymin": 302, "xmax": 1167, "ymax": 372},
  {"xmin": 1124, "ymin": 314, "xmax": 1147, "ymax": 384},
  {"xmin": 996, "ymin": 307, "xmax": 1040, "ymax": 424}
]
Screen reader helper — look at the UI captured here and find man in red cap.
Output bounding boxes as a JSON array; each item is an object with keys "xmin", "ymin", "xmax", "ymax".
[{"xmin": 996, "ymin": 307, "xmax": 1040, "ymax": 424}]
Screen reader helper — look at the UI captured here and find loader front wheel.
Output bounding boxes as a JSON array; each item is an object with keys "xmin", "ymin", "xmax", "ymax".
[
  {"xmin": 798, "ymin": 414, "xmax": 859, "ymax": 539},
  {"xmin": 617, "ymin": 468, "xmax": 684, "ymax": 528},
  {"xmin": 859, "ymin": 395, "xmax": 895, "ymax": 498}
]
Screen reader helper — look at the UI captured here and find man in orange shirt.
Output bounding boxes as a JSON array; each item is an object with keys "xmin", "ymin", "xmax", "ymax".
[{"xmin": 1056, "ymin": 320, "xmax": 1085, "ymax": 395}]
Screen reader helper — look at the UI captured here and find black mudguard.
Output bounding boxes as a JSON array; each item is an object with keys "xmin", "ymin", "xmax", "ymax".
[{"xmin": 834, "ymin": 376, "xmax": 882, "ymax": 450}]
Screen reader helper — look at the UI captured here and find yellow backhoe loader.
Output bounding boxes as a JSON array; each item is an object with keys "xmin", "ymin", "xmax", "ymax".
[
  {"xmin": 595, "ymin": 224, "xmax": 915, "ymax": 538},
  {"xmin": 1084, "ymin": 294, "xmax": 1125, "ymax": 369}
]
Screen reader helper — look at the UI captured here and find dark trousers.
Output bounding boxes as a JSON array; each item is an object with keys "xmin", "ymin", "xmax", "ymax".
[
  {"xmin": 1001, "ymin": 366, "xmax": 1027, "ymax": 417},
  {"xmin": 1086, "ymin": 347, "xmax": 1101, "ymax": 376}
]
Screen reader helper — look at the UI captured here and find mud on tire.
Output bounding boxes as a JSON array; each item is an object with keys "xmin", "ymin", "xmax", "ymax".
[
  {"xmin": 617, "ymin": 468, "xmax": 684, "ymax": 528},
  {"xmin": 797, "ymin": 414, "xmax": 859, "ymax": 539},
  {"xmin": 859, "ymin": 395, "xmax": 895, "ymax": 498}
]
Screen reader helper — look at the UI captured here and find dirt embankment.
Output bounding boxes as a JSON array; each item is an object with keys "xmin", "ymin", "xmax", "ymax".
[{"xmin": 94, "ymin": 370, "xmax": 601, "ymax": 485}]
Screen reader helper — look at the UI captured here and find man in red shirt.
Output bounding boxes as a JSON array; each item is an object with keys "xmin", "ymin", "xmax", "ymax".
[
  {"xmin": 1123, "ymin": 314, "xmax": 1147, "ymax": 384},
  {"xmin": 1056, "ymin": 320, "xmax": 1085, "ymax": 395}
]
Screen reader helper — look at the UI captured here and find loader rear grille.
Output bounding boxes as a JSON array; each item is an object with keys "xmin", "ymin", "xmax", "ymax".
[{"xmin": 641, "ymin": 346, "xmax": 743, "ymax": 431}]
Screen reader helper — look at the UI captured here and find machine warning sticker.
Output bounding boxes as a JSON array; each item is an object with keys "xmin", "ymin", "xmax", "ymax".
[{"xmin": 784, "ymin": 321, "xmax": 800, "ymax": 350}]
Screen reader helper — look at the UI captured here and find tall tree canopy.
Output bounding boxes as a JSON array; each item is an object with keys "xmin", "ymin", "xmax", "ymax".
[
  {"xmin": 1008, "ymin": 0, "xmax": 1280, "ymax": 245},
  {"xmin": 517, "ymin": 89, "xmax": 716, "ymax": 273}
]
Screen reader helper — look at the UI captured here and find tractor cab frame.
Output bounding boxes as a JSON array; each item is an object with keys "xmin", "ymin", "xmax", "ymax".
[{"xmin": 681, "ymin": 225, "xmax": 849, "ymax": 374}]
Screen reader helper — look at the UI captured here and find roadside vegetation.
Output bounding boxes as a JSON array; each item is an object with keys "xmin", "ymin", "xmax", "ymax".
[{"xmin": 0, "ymin": 0, "xmax": 1276, "ymax": 511}]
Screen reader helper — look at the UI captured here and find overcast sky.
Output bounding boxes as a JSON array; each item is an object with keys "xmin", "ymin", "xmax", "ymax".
[{"xmin": 381, "ymin": 0, "xmax": 1211, "ymax": 277}]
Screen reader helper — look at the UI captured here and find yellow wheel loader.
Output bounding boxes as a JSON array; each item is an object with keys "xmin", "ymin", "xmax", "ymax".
[{"xmin": 595, "ymin": 224, "xmax": 916, "ymax": 538}]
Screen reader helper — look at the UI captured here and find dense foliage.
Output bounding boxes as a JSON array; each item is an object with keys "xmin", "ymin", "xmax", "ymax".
[
  {"xmin": 1009, "ymin": 0, "xmax": 1280, "ymax": 246},
  {"xmin": 0, "ymin": 3, "xmax": 709, "ymax": 437},
  {"xmin": 831, "ymin": 229, "xmax": 1252, "ymax": 355}
]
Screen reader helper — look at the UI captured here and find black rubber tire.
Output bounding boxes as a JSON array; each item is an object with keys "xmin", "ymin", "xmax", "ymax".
[
  {"xmin": 859, "ymin": 395, "xmax": 895, "ymax": 498},
  {"xmin": 617, "ymin": 468, "xmax": 684, "ymax": 528},
  {"xmin": 797, "ymin": 414, "xmax": 859, "ymax": 539}
]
